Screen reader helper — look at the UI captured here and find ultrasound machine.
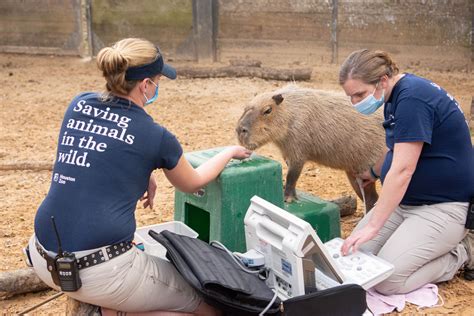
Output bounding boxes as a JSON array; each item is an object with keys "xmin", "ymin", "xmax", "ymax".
[{"xmin": 243, "ymin": 196, "xmax": 394, "ymax": 300}]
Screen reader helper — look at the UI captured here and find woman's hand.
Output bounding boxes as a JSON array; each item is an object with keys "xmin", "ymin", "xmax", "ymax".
[
  {"xmin": 141, "ymin": 174, "xmax": 157, "ymax": 209},
  {"xmin": 356, "ymin": 168, "xmax": 377, "ymax": 188},
  {"xmin": 341, "ymin": 222, "xmax": 380, "ymax": 256},
  {"xmin": 164, "ymin": 146, "xmax": 252, "ymax": 193},
  {"xmin": 228, "ymin": 145, "xmax": 252, "ymax": 160}
]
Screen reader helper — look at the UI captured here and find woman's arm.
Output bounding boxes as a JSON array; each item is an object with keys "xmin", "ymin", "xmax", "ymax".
[
  {"xmin": 163, "ymin": 146, "xmax": 252, "ymax": 193},
  {"xmin": 358, "ymin": 148, "xmax": 389, "ymax": 187},
  {"xmin": 372, "ymin": 148, "xmax": 388, "ymax": 177},
  {"xmin": 141, "ymin": 175, "xmax": 158, "ymax": 209},
  {"xmin": 342, "ymin": 141, "xmax": 423, "ymax": 255}
]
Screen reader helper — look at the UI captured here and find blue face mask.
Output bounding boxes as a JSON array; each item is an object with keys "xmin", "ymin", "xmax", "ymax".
[
  {"xmin": 144, "ymin": 80, "xmax": 159, "ymax": 106},
  {"xmin": 353, "ymin": 84, "xmax": 384, "ymax": 115}
]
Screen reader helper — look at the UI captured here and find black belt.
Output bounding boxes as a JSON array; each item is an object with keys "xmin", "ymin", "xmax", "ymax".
[{"xmin": 35, "ymin": 240, "xmax": 133, "ymax": 270}]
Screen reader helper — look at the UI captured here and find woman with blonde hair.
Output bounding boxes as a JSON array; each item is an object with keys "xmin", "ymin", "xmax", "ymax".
[
  {"xmin": 29, "ymin": 37, "xmax": 250, "ymax": 315},
  {"xmin": 339, "ymin": 49, "xmax": 474, "ymax": 294}
]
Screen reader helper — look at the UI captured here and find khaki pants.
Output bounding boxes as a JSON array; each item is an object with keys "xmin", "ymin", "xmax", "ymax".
[
  {"xmin": 355, "ymin": 202, "xmax": 468, "ymax": 295},
  {"xmin": 29, "ymin": 235, "xmax": 201, "ymax": 312}
]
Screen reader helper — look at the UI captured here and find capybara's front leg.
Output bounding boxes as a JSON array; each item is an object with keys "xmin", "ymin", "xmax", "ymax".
[
  {"xmin": 363, "ymin": 183, "xmax": 378, "ymax": 212},
  {"xmin": 284, "ymin": 160, "xmax": 304, "ymax": 203},
  {"xmin": 346, "ymin": 172, "xmax": 378, "ymax": 212}
]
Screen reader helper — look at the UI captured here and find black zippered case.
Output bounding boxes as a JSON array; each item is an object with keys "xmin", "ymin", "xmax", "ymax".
[
  {"xmin": 149, "ymin": 230, "xmax": 367, "ymax": 316},
  {"xmin": 278, "ymin": 283, "xmax": 367, "ymax": 315}
]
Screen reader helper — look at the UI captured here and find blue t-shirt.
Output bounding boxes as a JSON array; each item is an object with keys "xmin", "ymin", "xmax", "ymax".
[
  {"xmin": 381, "ymin": 74, "xmax": 474, "ymax": 205},
  {"xmin": 35, "ymin": 93, "xmax": 183, "ymax": 252}
]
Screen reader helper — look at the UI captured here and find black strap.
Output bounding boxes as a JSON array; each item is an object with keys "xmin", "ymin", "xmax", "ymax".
[
  {"xmin": 35, "ymin": 241, "xmax": 132, "ymax": 270},
  {"xmin": 125, "ymin": 55, "xmax": 163, "ymax": 81}
]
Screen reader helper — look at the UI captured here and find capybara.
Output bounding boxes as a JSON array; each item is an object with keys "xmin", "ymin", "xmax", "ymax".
[{"xmin": 236, "ymin": 84, "xmax": 385, "ymax": 212}]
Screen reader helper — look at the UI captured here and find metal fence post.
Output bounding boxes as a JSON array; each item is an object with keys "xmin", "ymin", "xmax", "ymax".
[
  {"xmin": 331, "ymin": 0, "xmax": 338, "ymax": 64},
  {"xmin": 192, "ymin": 0, "xmax": 216, "ymax": 63},
  {"xmin": 80, "ymin": 0, "xmax": 93, "ymax": 58}
]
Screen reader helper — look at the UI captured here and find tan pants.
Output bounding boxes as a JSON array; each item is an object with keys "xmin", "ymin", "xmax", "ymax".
[
  {"xmin": 29, "ymin": 235, "xmax": 201, "ymax": 312},
  {"xmin": 355, "ymin": 202, "xmax": 468, "ymax": 295}
]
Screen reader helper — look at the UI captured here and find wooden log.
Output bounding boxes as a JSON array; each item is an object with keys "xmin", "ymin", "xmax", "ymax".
[
  {"xmin": 330, "ymin": 195, "xmax": 357, "ymax": 217},
  {"xmin": 229, "ymin": 59, "xmax": 262, "ymax": 67},
  {"xmin": 175, "ymin": 65, "xmax": 312, "ymax": 81},
  {"xmin": 66, "ymin": 296, "xmax": 101, "ymax": 315},
  {"xmin": 0, "ymin": 268, "xmax": 50, "ymax": 300},
  {"xmin": 0, "ymin": 162, "xmax": 53, "ymax": 171}
]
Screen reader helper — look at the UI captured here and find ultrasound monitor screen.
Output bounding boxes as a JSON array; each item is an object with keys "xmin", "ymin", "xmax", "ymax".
[{"xmin": 300, "ymin": 234, "xmax": 344, "ymax": 284}]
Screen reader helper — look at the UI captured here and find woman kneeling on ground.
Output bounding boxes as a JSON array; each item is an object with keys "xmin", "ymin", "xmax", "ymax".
[
  {"xmin": 29, "ymin": 37, "xmax": 251, "ymax": 315},
  {"xmin": 339, "ymin": 49, "xmax": 474, "ymax": 294}
]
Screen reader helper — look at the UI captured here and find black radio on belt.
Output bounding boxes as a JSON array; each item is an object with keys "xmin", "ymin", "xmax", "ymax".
[
  {"xmin": 51, "ymin": 216, "xmax": 82, "ymax": 292},
  {"xmin": 466, "ymin": 197, "xmax": 474, "ymax": 230}
]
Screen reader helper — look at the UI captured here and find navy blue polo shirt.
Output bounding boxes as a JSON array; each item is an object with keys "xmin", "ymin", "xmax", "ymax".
[
  {"xmin": 381, "ymin": 74, "xmax": 474, "ymax": 205},
  {"xmin": 34, "ymin": 93, "xmax": 183, "ymax": 252}
]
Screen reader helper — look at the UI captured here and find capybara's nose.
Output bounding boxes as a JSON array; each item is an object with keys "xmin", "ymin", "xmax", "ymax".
[{"xmin": 236, "ymin": 125, "xmax": 248, "ymax": 135}]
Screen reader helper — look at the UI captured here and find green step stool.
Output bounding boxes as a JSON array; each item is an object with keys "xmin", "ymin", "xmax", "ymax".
[
  {"xmin": 174, "ymin": 147, "xmax": 341, "ymax": 252},
  {"xmin": 284, "ymin": 190, "xmax": 341, "ymax": 243},
  {"xmin": 174, "ymin": 148, "xmax": 284, "ymax": 252}
]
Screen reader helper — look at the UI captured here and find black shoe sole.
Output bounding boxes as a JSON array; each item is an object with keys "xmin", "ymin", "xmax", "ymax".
[{"xmin": 464, "ymin": 269, "xmax": 474, "ymax": 281}]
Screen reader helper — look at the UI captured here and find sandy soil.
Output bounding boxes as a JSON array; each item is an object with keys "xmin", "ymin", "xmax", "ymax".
[{"xmin": 0, "ymin": 53, "xmax": 473, "ymax": 315}]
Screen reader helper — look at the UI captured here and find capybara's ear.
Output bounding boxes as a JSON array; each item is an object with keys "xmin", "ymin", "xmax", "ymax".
[{"xmin": 272, "ymin": 94, "xmax": 284, "ymax": 105}]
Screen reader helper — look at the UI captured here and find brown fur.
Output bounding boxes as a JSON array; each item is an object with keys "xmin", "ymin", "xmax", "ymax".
[{"xmin": 236, "ymin": 84, "xmax": 385, "ymax": 210}]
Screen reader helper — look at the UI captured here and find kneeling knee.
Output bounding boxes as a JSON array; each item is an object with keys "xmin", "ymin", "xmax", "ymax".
[
  {"xmin": 373, "ymin": 274, "xmax": 407, "ymax": 295},
  {"xmin": 373, "ymin": 282, "xmax": 403, "ymax": 295}
]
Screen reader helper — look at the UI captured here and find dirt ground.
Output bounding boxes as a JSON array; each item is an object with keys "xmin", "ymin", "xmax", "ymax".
[{"xmin": 0, "ymin": 53, "xmax": 473, "ymax": 315}]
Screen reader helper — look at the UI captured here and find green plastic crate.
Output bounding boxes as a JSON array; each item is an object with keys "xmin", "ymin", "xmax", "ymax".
[
  {"xmin": 284, "ymin": 190, "xmax": 341, "ymax": 242},
  {"xmin": 174, "ymin": 147, "xmax": 284, "ymax": 252}
]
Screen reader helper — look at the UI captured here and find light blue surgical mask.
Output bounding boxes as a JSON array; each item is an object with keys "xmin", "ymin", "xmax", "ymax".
[
  {"xmin": 353, "ymin": 83, "xmax": 384, "ymax": 115},
  {"xmin": 144, "ymin": 80, "xmax": 159, "ymax": 106}
]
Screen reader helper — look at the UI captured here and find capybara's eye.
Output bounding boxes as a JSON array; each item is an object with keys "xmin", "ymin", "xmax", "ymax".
[{"xmin": 263, "ymin": 107, "xmax": 272, "ymax": 115}]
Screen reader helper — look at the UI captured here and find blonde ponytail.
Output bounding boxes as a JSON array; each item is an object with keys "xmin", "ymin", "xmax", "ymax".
[
  {"xmin": 339, "ymin": 49, "xmax": 399, "ymax": 85},
  {"xmin": 96, "ymin": 38, "xmax": 159, "ymax": 95}
]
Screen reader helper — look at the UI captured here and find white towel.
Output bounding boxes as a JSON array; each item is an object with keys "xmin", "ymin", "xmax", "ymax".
[{"xmin": 366, "ymin": 284, "xmax": 440, "ymax": 315}]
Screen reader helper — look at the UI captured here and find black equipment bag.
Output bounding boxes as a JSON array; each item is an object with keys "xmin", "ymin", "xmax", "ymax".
[
  {"xmin": 279, "ymin": 283, "xmax": 367, "ymax": 316},
  {"xmin": 149, "ymin": 230, "xmax": 367, "ymax": 316},
  {"xmin": 149, "ymin": 230, "xmax": 281, "ymax": 316}
]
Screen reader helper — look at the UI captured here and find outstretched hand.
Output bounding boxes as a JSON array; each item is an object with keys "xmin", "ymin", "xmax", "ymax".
[
  {"xmin": 229, "ymin": 145, "xmax": 253, "ymax": 160},
  {"xmin": 341, "ymin": 223, "xmax": 379, "ymax": 256},
  {"xmin": 356, "ymin": 169, "xmax": 377, "ymax": 188},
  {"xmin": 140, "ymin": 174, "xmax": 157, "ymax": 209}
]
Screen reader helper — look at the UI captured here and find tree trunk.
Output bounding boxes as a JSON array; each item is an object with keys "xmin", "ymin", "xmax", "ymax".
[{"xmin": 0, "ymin": 268, "xmax": 50, "ymax": 300}]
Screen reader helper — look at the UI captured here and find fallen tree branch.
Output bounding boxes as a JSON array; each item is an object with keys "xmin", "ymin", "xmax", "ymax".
[
  {"xmin": 0, "ymin": 162, "xmax": 53, "ymax": 171},
  {"xmin": 0, "ymin": 268, "xmax": 50, "ymax": 300},
  {"xmin": 18, "ymin": 292, "xmax": 64, "ymax": 315},
  {"xmin": 175, "ymin": 65, "xmax": 312, "ymax": 81},
  {"xmin": 229, "ymin": 59, "xmax": 262, "ymax": 67},
  {"xmin": 2, "ymin": 269, "xmax": 98, "ymax": 314}
]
